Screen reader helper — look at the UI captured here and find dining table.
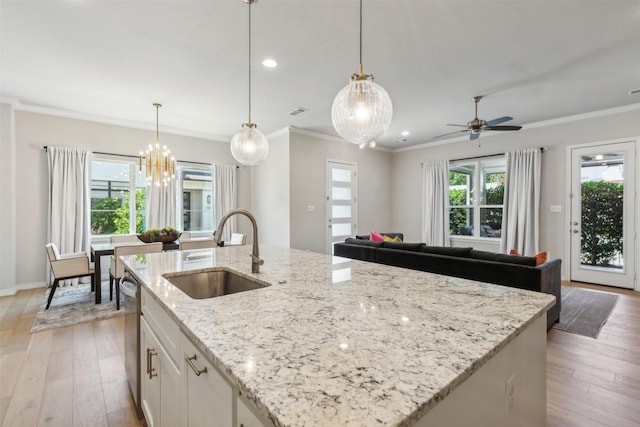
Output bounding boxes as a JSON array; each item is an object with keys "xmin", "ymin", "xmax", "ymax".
[{"xmin": 90, "ymin": 241, "xmax": 179, "ymax": 304}]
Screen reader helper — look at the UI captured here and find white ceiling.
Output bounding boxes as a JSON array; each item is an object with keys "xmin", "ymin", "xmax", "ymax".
[{"xmin": 2, "ymin": 0, "xmax": 640, "ymax": 149}]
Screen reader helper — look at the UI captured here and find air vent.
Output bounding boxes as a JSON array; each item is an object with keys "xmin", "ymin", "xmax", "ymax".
[{"xmin": 288, "ymin": 107, "xmax": 309, "ymax": 116}]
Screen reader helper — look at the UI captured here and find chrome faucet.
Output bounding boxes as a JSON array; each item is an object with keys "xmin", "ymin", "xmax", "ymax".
[{"xmin": 213, "ymin": 209, "xmax": 264, "ymax": 273}]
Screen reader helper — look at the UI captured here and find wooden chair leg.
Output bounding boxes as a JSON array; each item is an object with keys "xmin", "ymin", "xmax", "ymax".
[{"xmin": 46, "ymin": 279, "xmax": 60, "ymax": 310}]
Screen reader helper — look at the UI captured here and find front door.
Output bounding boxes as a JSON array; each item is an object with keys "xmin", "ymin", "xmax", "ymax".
[
  {"xmin": 326, "ymin": 161, "xmax": 357, "ymax": 255},
  {"xmin": 569, "ymin": 139, "xmax": 637, "ymax": 289}
]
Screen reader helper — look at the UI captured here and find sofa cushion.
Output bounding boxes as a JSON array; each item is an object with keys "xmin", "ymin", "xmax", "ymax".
[
  {"xmin": 470, "ymin": 250, "xmax": 537, "ymax": 266},
  {"xmin": 381, "ymin": 242, "xmax": 425, "ymax": 252},
  {"xmin": 422, "ymin": 246, "xmax": 473, "ymax": 258},
  {"xmin": 356, "ymin": 233, "xmax": 404, "ymax": 241},
  {"xmin": 344, "ymin": 238, "xmax": 384, "ymax": 247}
]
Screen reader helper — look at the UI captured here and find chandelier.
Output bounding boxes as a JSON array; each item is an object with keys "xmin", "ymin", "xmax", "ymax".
[
  {"xmin": 230, "ymin": 0, "xmax": 269, "ymax": 166},
  {"xmin": 139, "ymin": 103, "xmax": 175, "ymax": 186},
  {"xmin": 331, "ymin": 0, "xmax": 392, "ymax": 149}
]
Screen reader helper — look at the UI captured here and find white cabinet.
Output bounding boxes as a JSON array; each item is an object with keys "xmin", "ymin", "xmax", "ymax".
[
  {"xmin": 139, "ymin": 287, "xmax": 267, "ymax": 427},
  {"xmin": 140, "ymin": 316, "xmax": 180, "ymax": 427},
  {"xmin": 237, "ymin": 395, "xmax": 267, "ymax": 427},
  {"xmin": 181, "ymin": 334, "xmax": 233, "ymax": 427}
]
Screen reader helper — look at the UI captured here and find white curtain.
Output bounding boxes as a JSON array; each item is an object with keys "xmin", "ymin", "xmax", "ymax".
[
  {"xmin": 214, "ymin": 164, "xmax": 237, "ymax": 242},
  {"xmin": 500, "ymin": 148, "xmax": 541, "ymax": 255},
  {"xmin": 422, "ymin": 160, "xmax": 450, "ymax": 246},
  {"xmin": 146, "ymin": 173, "xmax": 177, "ymax": 229},
  {"xmin": 47, "ymin": 146, "xmax": 92, "ymax": 286}
]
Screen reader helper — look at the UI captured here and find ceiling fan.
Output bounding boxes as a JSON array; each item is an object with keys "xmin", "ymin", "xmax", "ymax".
[{"xmin": 434, "ymin": 96, "xmax": 522, "ymax": 141}]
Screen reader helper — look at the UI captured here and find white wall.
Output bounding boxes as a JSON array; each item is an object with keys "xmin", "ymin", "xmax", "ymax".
[
  {"xmin": 0, "ymin": 103, "xmax": 17, "ymax": 296},
  {"xmin": 289, "ymin": 130, "xmax": 393, "ymax": 254},
  {"xmin": 391, "ymin": 107, "xmax": 640, "ymax": 279},
  {"xmin": 11, "ymin": 110, "xmax": 247, "ymax": 291},
  {"xmin": 250, "ymin": 129, "xmax": 291, "ymax": 247}
]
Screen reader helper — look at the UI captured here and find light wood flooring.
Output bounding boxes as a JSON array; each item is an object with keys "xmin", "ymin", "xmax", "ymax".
[{"xmin": 1, "ymin": 282, "xmax": 639, "ymax": 426}]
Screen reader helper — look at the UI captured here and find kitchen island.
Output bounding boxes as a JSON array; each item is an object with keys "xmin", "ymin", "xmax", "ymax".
[{"xmin": 123, "ymin": 245, "xmax": 555, "ymax": 427}]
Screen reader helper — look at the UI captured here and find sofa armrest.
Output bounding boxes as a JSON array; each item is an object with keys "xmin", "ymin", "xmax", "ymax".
[{"xmin": 536, "ymin": 258, "xmax": 562, "ymax": 327}]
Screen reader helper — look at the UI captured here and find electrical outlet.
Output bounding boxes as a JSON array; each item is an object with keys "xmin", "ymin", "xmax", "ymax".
[{"xmin": 505, "ymin": 374, "xmax": 516, "ymax": 416}]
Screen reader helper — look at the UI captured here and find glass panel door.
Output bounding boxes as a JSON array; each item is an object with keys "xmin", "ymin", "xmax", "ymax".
[
  {"xmin": 570, "ymin": 141, "xmax": 636, "ymax": 289},
  {"xmin": 326, "ymin": 161, "xmax": 357, "ymax": 254}
]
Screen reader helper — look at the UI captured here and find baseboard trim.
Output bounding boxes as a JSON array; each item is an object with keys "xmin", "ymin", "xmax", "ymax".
[{"xmin": 0, "ymin": 281, "xmax": 47, "ymax": 297}]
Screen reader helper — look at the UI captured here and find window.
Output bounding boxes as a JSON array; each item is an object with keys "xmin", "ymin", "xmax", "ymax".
[
  {"xmin": 449, "ymin": 157, "xmax": 505, "ymax": 238},
  {"xmin": 91, "ymin": 158, "xmax": 215, "ymax": 237},
  {"xmin": 180, "ymin": 167, "xmax": 213, "ymax": 232},
  {"xmin": 90, "ymin": 159, "xmax": 146, "ymax": 236}
]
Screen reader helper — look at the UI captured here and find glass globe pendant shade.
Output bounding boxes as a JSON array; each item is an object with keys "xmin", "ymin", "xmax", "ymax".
[
  {"xmin": 331, "ymin": 75, "xmax": 392, "ymax": 146},
  {"xmin": 230, "ymin": 122, "xmax": 269, "ymax": 166}
]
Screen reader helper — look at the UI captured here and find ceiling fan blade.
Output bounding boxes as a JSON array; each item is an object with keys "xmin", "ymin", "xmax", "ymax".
[
  {"xmin": 433, "ymin": 129, "xmax": 469, "ymax": 139},
  {"xmin": 484, "ymin": 125, "xmax": 522, "ymax": 131},
  {"xmin": 485, "ymin": 116, "xmax": 513, "ymax": 127},
  {"xmin": 445, "ymin": 123, "xmax": 468, "ymax": 128},
  {"xmin": 470, "ymin": 132, "xmax": 480, "ymax": 141}
]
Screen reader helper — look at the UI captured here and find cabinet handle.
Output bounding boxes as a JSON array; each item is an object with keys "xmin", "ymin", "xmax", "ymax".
[
  {"xmin": 185, "ymin": 354, "xmax": 208, "ymax": 376},
  {"xmin": 147, "ymin": 347, "xmax": 158, "ymax": 379}
]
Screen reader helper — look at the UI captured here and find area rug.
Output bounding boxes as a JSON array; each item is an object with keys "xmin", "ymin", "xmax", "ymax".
[
  {"xmin": 30, "ymin": 282, "xmax": 124, "ymax": 333},
  {"xmin": 553, "ymin": 286, "xmax": 619, "ymax": 338}
]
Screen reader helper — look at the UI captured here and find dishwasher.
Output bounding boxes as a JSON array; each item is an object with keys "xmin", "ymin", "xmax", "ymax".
[{"xmin": 121, "ymin": 271, "xmax": 142, "ymax": 417}]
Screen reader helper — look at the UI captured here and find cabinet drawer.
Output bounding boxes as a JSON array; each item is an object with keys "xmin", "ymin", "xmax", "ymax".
[{"xmin": 141, "ymin": 287, "xmax": 180, "ymax": 366}]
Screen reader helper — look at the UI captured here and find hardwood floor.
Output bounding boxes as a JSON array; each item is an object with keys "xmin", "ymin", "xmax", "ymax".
[
  {"xmin": 1, "ymin": 282, "xmax": 638, "ymax": 426},
  {"xmin": 0, "ymin": 286, "xmax": 143, "ymax": 427},
  {"xmin": 547, "ymin": 282, "xmax": 640, "ymax": 427}
]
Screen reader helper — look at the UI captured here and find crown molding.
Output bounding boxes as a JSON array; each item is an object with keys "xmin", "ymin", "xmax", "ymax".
[
  {"xmin": 0, "ymin": 97, "xmax": 21, "ymax": 108},
  {"xmin": 289, "ymin": 127, "xmax": 392, "ymax": 152},
  {"xmin": 13, "ymin": 101, "xmax": 231, "ymax": 144},
  {"xmin": 393, "ymin": 103, "xmax": 640, "ymax": 153}
]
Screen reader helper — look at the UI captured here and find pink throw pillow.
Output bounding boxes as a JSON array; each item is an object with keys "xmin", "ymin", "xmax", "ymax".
[{"xmin": 370, "ymin": 231, "xmax": 384, "ymax": 241}]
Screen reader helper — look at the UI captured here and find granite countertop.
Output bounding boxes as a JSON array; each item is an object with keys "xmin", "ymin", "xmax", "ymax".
[{"xmin": 123, "ymin": 245, "xmax": 555, "ymax": 427}]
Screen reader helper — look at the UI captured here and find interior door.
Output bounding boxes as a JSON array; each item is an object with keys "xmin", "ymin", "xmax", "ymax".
[
  {"xmin": 569, "ymin": 140, "xmax": 637, "ymax": 288},
  {"xmin": 326, "ymin": 161, "xmax": 357, "ymax": 254}
]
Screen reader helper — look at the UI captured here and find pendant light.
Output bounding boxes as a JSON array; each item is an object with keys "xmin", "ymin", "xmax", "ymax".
[
  {"xmin": 230, "ymin": 0, "xmax": 269, "ymax": 166},
  {"xmin": 331, "ymin": 0, "xmax": 392, "ymax": 149},
  {"xmin": 139, "ymin": 103, "xmax": 175, "ymax": 186}
]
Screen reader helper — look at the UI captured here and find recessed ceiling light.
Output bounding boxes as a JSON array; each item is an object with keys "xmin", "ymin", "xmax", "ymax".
[
  {"xmin": 262, "ymin": 58, "xmax": 277, "ymax": 68},
  {"xmin": 401, "ymin": 130, "xmax": 410, "ymax": 136}
]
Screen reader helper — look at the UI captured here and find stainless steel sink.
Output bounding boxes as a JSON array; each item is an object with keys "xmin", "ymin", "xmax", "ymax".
[{"xmin": 162, "ymin": 269, "xmax": 269, "ymax": 299}]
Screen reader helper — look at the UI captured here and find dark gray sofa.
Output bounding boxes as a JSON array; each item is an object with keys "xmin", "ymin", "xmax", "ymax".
[{"xmin": 334, "ymin": 238, "xmax": 560, "ymax": 329}]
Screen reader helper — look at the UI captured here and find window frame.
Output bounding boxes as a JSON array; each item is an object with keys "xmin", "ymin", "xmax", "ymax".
[
  {"xmin": 90, "ymin": 155, "xmax": 146, "ymax": 238},
  {"xmin": 449, "ymin": 156, "xmax": 505, "ymax": 240}
]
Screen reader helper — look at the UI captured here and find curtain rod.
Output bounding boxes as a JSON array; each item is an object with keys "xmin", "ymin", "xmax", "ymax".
[
  {"xmin": 421, "ymin": 146, "xmax": 547, "ymax": 166},
  {"xmin": 42, "ymin": 146, "xmax": 239, "ymax": 168}
]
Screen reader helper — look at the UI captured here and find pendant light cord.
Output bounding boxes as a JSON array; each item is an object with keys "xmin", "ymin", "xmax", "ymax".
[
  {"xmin": 248, "ymin": 2, "xmax": 252, "ymax": 123},
  {"xmin": 155, "ymin": 104, "xmax": 159, "ymax": 143},
  {"xmin": 359, "ymin": 0, "xmax": 363, "ymax": 66}
]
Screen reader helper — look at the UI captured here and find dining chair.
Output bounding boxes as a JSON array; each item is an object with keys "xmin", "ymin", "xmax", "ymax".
[
  {"xmin": 179, "ymin": 239, "xmax": 216, "ymax": 250},
  {"xmin": 109, "ymin": 242, "xmax": 162, "ymax": 309},
  {"xmin": 44, "ymin": 243, "xmax": 94, "ymax": 310},
  {"xmin": 227, "ymin": 233, "xmax": 247, "ymax": 246},
  {"xmin": 179, "ymin": 231, "xmax": 192, "ymax": 241},
  {"xmin": 110, "ymin": 234, "xmax": 140, "ymax": 243}
]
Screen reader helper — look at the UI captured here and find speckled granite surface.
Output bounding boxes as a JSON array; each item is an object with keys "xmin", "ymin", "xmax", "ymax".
[{"xmin": 123, "ymin": 245, "xmax": 555, "ymax": 427}]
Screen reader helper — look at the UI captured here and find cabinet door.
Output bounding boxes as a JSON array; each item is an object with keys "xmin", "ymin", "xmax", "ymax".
[
  {"xmin": 141, "ymin": 317, "xmax": 161, "ymax": 427},
  {"xmin": 182, "ymin": 335, "xmax": 233, "ymax": 427},
  {"xmin": 237, "ymin": 396, "xmax": 267, "ymax": 427},
  {"xmin": 141, "ymin": 317, "xmax": 181, "ymax": 427}
]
